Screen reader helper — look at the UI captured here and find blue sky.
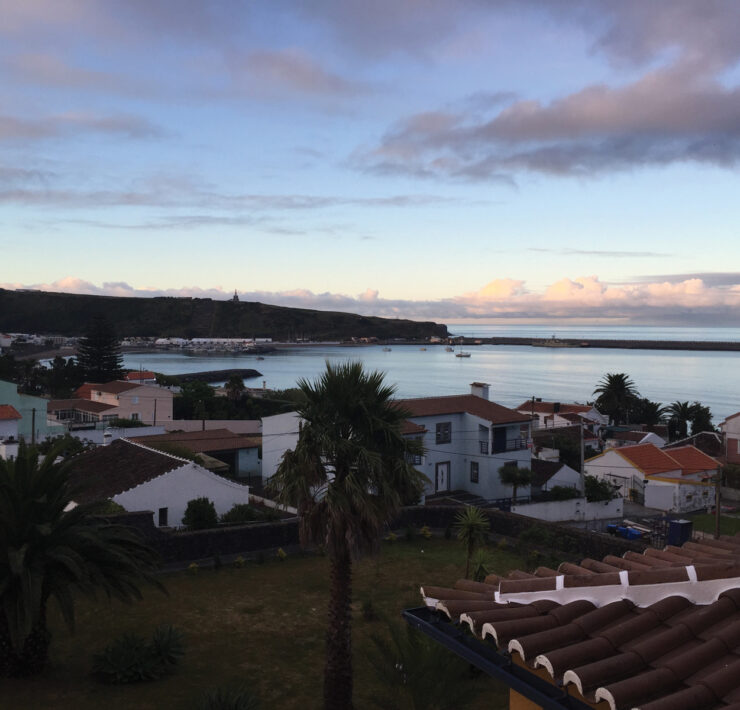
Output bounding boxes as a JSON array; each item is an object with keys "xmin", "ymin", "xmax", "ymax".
[{"xmin": 2, "ymin": 1, "xmax": 740, "ymax": 325}]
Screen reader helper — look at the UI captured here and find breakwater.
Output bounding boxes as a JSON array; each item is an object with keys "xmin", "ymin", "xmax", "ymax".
[
  {"xmin": 174, "ymin": 368, "xmax": 263, "ymax": 383},
  {"xmin": 471, "ymin": 337, "xmax": 740, "ymax": 352}
]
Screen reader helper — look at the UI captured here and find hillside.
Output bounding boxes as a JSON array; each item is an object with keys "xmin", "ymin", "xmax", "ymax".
[{"xmin": 0, "ymin": 289, "xmax": 447, "ymax": 340}]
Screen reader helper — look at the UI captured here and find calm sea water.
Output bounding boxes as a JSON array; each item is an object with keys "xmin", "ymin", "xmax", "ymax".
[{"xmin": 123, "ymin": 326, "xmax": 740, "ymax": 424}]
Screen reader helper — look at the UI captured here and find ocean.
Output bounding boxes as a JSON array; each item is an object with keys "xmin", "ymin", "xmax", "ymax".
[{"xmin": 122, "ymin": 325, "xmax": 740, "ymax": 424}]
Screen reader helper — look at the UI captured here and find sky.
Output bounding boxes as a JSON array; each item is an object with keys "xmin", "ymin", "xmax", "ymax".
[{"xmin": 2, "ymin": 0, "xmax": 740, "ymax": 326}]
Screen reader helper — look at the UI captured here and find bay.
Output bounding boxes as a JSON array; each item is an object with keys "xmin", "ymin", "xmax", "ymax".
[{"xmin": 123, "ymin": 326, "xmax": 740, "ymax": 424}]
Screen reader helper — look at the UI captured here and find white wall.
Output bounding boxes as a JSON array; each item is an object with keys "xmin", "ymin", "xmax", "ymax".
[
  {"xmin": 70, "ymin": 425, "xmax": 166, "ymax": 445},
  {"xmin": 645, "ymin": 478, "xmax": 714, "ymax": 513},
  {"xmin": 112, "ymin": 459, "xmax": 250, "ymax": 526},
  {"xmin": 0, "ymin": 419, "xmax": 18, "ymax": 440},
  {"xmin": 543, "ymin": 464, "xmax": 582, "ymax": 491},
  {"xmin": 511, "ymin": 497, "xmax": 622, "ymax": 522},
  {"xmin": 261, "ymin": 412, "xmax": 300, "ymax": 481}
]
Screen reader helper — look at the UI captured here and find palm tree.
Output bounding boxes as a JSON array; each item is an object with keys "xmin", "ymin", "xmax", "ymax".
[
  {"xmin": 453, "ymin": 506, "xmax": 490, "ymax": 579},
  {"xmin": 593, "ymin": 373, "xmax": 639, "ymax": 424},
  {"xmin": 0, "ymin": 443, "xmax": 163, "ymax": 677},
  {"xmin": 498, "ymin": 464, "xmax": 533, "ymax": 504},
  {"xmin": 630, "ymin": 398, "xmax": 668, "ymax": 427},
  {"xmin": 668, "ymin": 400, "xmax": 693, "ymax": 439},
  {"xmin": 225, "ymin": 374, "xmax": 245, "ymax": 401},
  {"xmin": 268, "ymin": 361, "xmax": 425, "ymax": 710}
]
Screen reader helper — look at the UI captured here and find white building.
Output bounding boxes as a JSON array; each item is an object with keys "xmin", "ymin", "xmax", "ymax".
[
  {"xmin": 399, "ymin": 383, "xmax": 533, "ymax": 501},
  {"xmin": 261, "ymin": 412, "xmax": 301, "ymax": 481},
  {"xmin": 66, "ymin": 439, "xmax": 251, "ymax": 527}
]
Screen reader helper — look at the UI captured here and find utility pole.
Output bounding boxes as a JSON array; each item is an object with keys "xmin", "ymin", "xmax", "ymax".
[
  {"xmin": 31, "ymin": 408, "xmax": 36, "ymax": 446},
  {"xmin": 153, "ymin": 399, "xmax": 157, "ymax": 427},
  {"xmin": 715, "ymin": 464, "xmax": 723, "ymax": 539},
  {"xmin": 580, "ymin": 420, "xmax": 586, "ymax": 496}
]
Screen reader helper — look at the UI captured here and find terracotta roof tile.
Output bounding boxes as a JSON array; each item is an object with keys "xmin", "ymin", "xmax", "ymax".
[
  {"xmin": 398, "ymin": 394, "xmax": 531, "ymax": 425},
  {"xmin": 516, "ymin": 401, "xmax": 593, "ymax": 415},
  {"xmin": 48, "ymin": 398, "xmax": 117, "ymax": 413},
  {"xmin": 667, "ymin": 445, "xmax": 720, "ymax": 476},
  {"xmin": 125, "ymin": 371, "xmax": 156, "ymax": 380},
  {"xmin": 92, "ymin": 381, "xmax": 141, "ymax": 395},
  {"xmin": 0, "ymin": 404, "xmax": 21, "ymax": 420},
  {"xmin": 129, "ymin": 429, "xmax": 260, "ymax": 453},
  {"xmin": 610, "ymin": 443, "xmax": 682, "ymax": 476}
]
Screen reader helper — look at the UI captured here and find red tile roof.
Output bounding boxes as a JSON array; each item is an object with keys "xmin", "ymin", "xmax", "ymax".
[
  {"xmin": 93, "ymin": 381, "xmax": 141, "ymax": 395},
  {"xmin": 125, "ymin": 371, "xmax": 156, "ymax": 381},
  {"xmin": 129, "ymin": 428, "xmax": 260, "ymax": 453},
  {"xmin": 0, "ymin": 404, "xmax": 21, "ymax": 420},
  {"xmin": 398, "ymin": 394, "xmax": 531, "ymax": 425},
  {"xmin": 401, "ymin": 420, "xmax": 427, "ymax": 435},
  {"xmin": 667, "ymin": 445, "xmax": 720, "ymax": 476},
  {"xmin": 604, "ymin": 443, "xmax": 682, "ymax": 476},
  {"xmin": 517, "ymin": 401, "xmax": 593, "ymax": 415},
  {"xmin": 74, "ymin": 383, "xmax": 100, "ymax": 400},
  {"xmin": 419, "ymin": 534, "xmax": 740, "ymax": 710}
]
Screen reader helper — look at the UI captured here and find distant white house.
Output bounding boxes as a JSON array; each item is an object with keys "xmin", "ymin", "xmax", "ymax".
[
  {"xmin": 66, "ymin": 439, "xmax": 251, "ymax": 527},
  {"xmin": 262, "ymin": 412, "xmax": 301, "ymax": 481},
  {"xmin": 516, "ymin": 400, "xmax": 608, "ymax": 434}
]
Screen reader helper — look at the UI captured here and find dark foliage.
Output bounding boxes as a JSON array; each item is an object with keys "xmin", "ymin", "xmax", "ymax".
[
  {"xmin": 183, "ymin": 497, "xmax": 218, "ymax": 530},
  {"xmin": 92, "ymin": 624, "xmax": 184, "ymax": 684},
  {"xmin": 76, "ymin": 315, "xmax": 124, "ymax": 382},
  {"xmin": 197, "ymin": 687, "xmax": 261, "ymax": 710},
  {"xmin": 220, "ymin": 504, "xmax": 263, "ymax": 524}
]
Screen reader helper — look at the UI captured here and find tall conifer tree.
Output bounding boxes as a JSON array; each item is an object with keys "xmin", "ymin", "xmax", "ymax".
[{"xmin": 76, "ymin": 315, "xmax": 124, "ymax": 382}]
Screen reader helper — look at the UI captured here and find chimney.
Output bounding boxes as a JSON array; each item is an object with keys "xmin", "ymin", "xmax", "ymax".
[
  {"xmin": 470, "ymin": 382, "xmax": 490, "ymax": 400},
  {"xmin": 102, "ymin": 428, "xmax": 112, "ymax": 446}
]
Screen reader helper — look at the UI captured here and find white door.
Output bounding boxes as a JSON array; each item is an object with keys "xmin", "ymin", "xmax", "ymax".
[{"xmin": 435, "ymin": 461, "xmax": 450, "ymax": 492}]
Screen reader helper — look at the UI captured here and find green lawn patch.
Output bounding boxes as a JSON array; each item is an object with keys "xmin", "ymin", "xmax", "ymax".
[
  {"xmin": 2, "ymin": 538, "xmax": 524, "ymax": 710},
  {"xmin": 690, "ymin": 513, "xmax": 740, "ymax": 536}
]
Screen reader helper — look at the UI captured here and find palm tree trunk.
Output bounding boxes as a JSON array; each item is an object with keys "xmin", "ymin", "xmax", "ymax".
[
  {"xmin": 324, "ymin": 548, "xmax": 353, "ymax": 710},
  {"xmin": 0, "ymin": 607, "xmax": 50, "ymax": 678}
]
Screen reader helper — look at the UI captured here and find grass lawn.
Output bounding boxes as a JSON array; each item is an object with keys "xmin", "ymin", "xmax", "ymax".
[
  {"xmin": 690, "ymin": 513, "xmax": 740, "ymax": 536},
  {"xmin": 2, "ymin": 538, "xmax": 527, "ymax": 709}
]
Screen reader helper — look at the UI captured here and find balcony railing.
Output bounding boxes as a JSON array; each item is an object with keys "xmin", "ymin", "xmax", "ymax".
[
  {"xmin": 479, "ymin": 441, "xmax": 488, "ymax": 454},
  {"xmin": 491, "ymin": 438, "xmax": 528, "ymax": 454}
]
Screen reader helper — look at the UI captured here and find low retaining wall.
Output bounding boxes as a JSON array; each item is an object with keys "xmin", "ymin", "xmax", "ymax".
[
  {"xmin": 108, "ymin": 503, "xmax": 645, "ymax": 565},
  {"xmin": 394, "ymin": 505, "xmax": 647, "ymax": 558}
]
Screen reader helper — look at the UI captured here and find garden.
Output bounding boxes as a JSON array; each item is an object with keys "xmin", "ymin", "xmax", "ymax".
[{"xmin": 2, "ymin": 535, "xmax": 530, "ymax": 710}]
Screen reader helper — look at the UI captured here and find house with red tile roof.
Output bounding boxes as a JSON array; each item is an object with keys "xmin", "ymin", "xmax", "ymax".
[
  {"xmin": 124, "ymin": 370, "xmax": 157, "ymax": 385},
  {"xmin": 585, "ymin": 442, "xmax": 718, "ymax": 513},
  {"xmin": 398, "ymin": 383, "xmax": 533, "ymax": 501},
  {"xmin": 52, "ymin": 380, "xmax": 173, "ymax": 426},
  {"xmin": 0, "ymin": 404, "xmax": 22, "ymax": 459},
  {"xmin": 516, "ymin": 399, "xmax": 608, "ymax": 435}
]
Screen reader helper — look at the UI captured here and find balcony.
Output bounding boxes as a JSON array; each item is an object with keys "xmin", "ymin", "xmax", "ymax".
[
  {"xmin": 491, "ymin": 438, "xmax": 529, "ymax": 454},
  {"xmin": 478, "ymin": 441, "xmax": 488, "ymax": 454}
]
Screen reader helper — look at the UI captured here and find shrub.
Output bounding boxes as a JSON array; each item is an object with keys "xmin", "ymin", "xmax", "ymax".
[
  {"xmin": 220, "ymin": 503, "xmax": 261, "ymax": 524},
  {"xmin": 188, "ymin": 562, "xmax": 199, "ymax": 575},
  {"xmin": 420, "ymin": 525, "xmax": 432, "ymax": 540},
  {"xmin": 96, "ymin": 499, "xmax": 127, "ymax": 515},
  {"xmin": 276, "ymin": 547, "xmax": 287, "ymax": 561},
  {"xmin": 183, "ymin": 497, "xmax": 218, "ymax": 530},
  {"xmin": 384, "ymin": 531, "xmax": 397, "ymax": 544},
  {"xmin": 471, "ymin": 550, "xmax": 490, "ymax": 583},
  {"xmin": 233, "ymin": 556, "xmax": 245, "ymax": 569},
  {"xmin": 519, "ymin": 524, "xmax": 551, "ymax": 547},
  {"xmin": 92, "ymin": 625, "xmax": 184, "ymax": 684},
  {"xmin": 197, "ymin": 687, "xmax": 260, "ymax": 710}
]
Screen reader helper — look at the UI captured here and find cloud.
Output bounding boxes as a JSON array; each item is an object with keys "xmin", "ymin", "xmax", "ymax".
[
  {"xmin": 529, "ymin": 248, "xmax": 672, "ymax": 258},
  {"xmin": 232, "ymin": 49, "xmax": 370, "ymax": 98},
  {"xmin": 5, "ymin": 274, "xmax": 740, "ymax": 326},
  {"xmin": 358, "ymin": 63, "xmax": 740, "ymax": 180},
  {"xmin": 634, "ymin": 272, "xmax": 740, "ymax": 287},
  {"xmin": 0, "ymin": 111, "xmax": 164, "ymax": 143}
]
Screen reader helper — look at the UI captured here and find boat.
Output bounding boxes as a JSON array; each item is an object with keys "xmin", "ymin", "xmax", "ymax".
[
  {"xmin": 256, "ymin": 356, "xmax": 265, "ymax": 360},
  {"xmin": 382, "ymin": 346, "xmax": 392, "ymax": 352},
  {"xmin": 455, "ymin": 351, "xmax": 471, "ymax": 358},
  {"xmin": 419, "ymin": 347, "xmax": 426, "ymax": 351},
  {"xmin": 445, "ymin": 346, "xmax": 454, "ymax": 352}
]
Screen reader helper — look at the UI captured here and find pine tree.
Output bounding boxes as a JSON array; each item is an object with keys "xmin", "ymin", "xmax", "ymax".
[{"xmin": 76, "ymin": 315, "xmax": 124, "ymax": 382}]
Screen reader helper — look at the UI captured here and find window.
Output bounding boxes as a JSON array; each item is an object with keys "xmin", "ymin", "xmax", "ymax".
[
  {"xmin": 158, "ymin": 507, "xmax": 168, "ymax": 526},
  {"xmin": 470, "ymin": 461, "xmax": 479, "ymax": 484},
  {"xmin": 132, "ymin": 396, "xmax": 139, "ymax": 404},
  {"xmin": 130, "ymin": 413, "xmax": 140, "ymax": 421},
  {"xmin": 436, "ymin": 422, "xmax": 451, "ymax": 444}
]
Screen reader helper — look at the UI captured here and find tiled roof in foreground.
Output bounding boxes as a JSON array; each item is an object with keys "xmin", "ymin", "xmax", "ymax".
[{"xmin": 419, "ymin": 534, "xmax": 740, "ymax": 710}]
